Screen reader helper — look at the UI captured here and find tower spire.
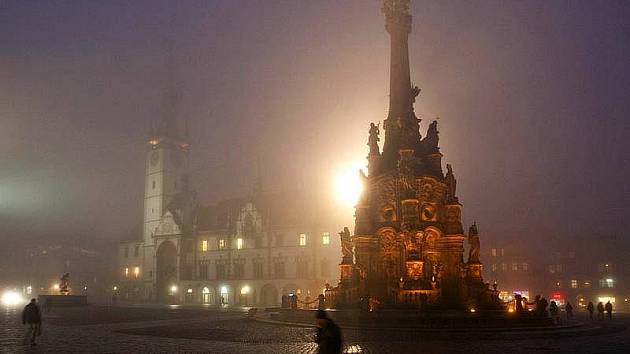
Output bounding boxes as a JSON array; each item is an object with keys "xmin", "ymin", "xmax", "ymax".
[
  {"xmin": 381, "ymin": 0, "xmax": 421, "ymax": 168},
  {"xmin": 159, "ymin": 9, "xmax": 178, "ymax": 138}
]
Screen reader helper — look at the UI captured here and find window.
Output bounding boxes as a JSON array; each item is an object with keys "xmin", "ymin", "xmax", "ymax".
[
  {"xmin": 253, "ymin": 261, "xmax": 263, "ymax": 279},
  {"xmin": 570, "ymin": 279, "xmax": 578, "ymax": 289},
  {"xmin": 522, "ymin": 262, "xmax": 529, "ymax": 271},
  {"xmin": 134, "ymin": 246, "xmax": 139, "ymax": 257},
  {"xmin": 237, "ymin": 238, "xmax": 244, "ymax": 250},
  {"xmin": 583, "ymin": 280, "xmax": 591, "ymax": 288},
  {"xmin": 124, "ymin": 248, "xmax": 129, "ymax": 258},
  {"xmin": 599, "ymin": 278, "xmax": 614, "ymax": 288},
  {"xmin": 299, "ymin": 233, "xmax": 307, "ymax": 246},
  {"xmin": 133, "ymin": 266, "xmax": 140, "ymax": 278},
  {"xmin": 216, "ymin": 264, "xmax": 226, "ymax": 280},
  {"xmin": 491, "ymin": 263, "xmax": 497, "ymax": 272},
  {"xmin": 152, "ymin": 180, "xmax": 156, "ymax": 189},
  {"xmin": 500, "ymin": 249, "xmax": 505, "ymax": 256},
  {"xmin": 201, "ymin": 240, "xmax": 208, "ymax": 252},
  {"xmin": 218, "ymin": 239, "xmax": 226, "ymax": 250},
  {"xmin": 297, "ymin": 260, "xmax": 308, "ymax": 278},
  {"xmin": 548, "ymin": 265, "xmax": 555, "ymax": 273},
  {"xmin": 491, "ymin": 248, "xmax": 497, "ymax": 257},
  {"xmin": 233, "ymin": 263, "xmax": 244, "ymax": 278},
  {"xmin": 124, "ymin": 267, "xmax": 129, "ymax": 278},
  {"xmin": 501, "ymin": 263, "xmax": 507, "ymax": 272},
  {"xmin": 512, "ymin": 263, "xmax": 518, "ymax": 271},
  {"xmin": 199, "ymin": 262, "xmax": 209, "ymax": 280},
  {"xmin": 322, "ymin": 232, "xmax": 330, "ymax": 245},
  {"xmin": 274, "ymin": 262, "xmax": 285, "ymax": 278}
]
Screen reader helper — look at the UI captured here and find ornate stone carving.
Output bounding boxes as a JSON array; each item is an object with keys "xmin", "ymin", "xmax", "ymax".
[
  {"xmin": 367, "ymin": 122, "xmax": 380, "ymax": 156},
  {"xmin": 339, "ymin": 227, "xmax": 353, "ymax": 264},
  {"xmin": 467, "ymin": 223, "xmax": 481, "ymax": 263},
  {"xmin": 445, "ymin": 164, "xmax": 458, "ymax": 203}
]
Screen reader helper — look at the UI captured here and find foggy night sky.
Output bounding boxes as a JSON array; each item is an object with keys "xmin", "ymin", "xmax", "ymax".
[{"xmin": 1, "ymin": 0, "xmax": 629, "ymax": 253}]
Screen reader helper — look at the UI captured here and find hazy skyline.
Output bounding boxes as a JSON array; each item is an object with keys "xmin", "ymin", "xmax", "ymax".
[{"xmin": 1, "ymin": 0, "xmax": 628, "ymax": 253}]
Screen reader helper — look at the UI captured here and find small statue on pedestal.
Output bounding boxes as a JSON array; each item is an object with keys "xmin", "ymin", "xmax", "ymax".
[
  {"xmin": 445, "ymin": 164, "xmax": 458, "ymax": 202},
  {"xmin": 59, "ymin": 273, "xmax": 70, "ymax": 295},
  {"xmin": 367, "ymin": 122, "xmax": 380, "ymax": 155},
  {"xmin": 339, "ymin": 227, "xmax": 353, "ymax": 264},
  {"xmin": 468, "ymin": 223, "xmax": 481, "ymax": 263}
]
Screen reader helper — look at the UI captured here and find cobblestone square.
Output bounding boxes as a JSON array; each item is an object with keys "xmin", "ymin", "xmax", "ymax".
[{"xmin": 2, "ymin": 306, "xmax": 629, "ymax": 354}]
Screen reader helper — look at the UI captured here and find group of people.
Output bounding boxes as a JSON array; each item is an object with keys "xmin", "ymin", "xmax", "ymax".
[{"xmin": 586, "ymin": 300, "xmax": 614, "ymax": 320}]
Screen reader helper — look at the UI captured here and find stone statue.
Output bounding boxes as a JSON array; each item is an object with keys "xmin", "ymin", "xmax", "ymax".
[
  {"xmin": 60, "ymin": 273, "xmax": 70, "ymax": 295},
  {"xmin": 367, "ymin": 122, "xmax": 380, "ymax": 155},
  {"xmin": 424, "ymin": 120, "xmax": 439, "ymax": 150},
  {"xmin": 339, "ymin": 227, "xmax": 353, "ymax": 264},
  {"xmin": 411, "ymin": 85, "xmax": 421, "ymax": 103},
  {"xmin": 468, "ymin": 223, "xmax": 480, "ymax": 263},
  {"xmin": 445, "ymin": 164, "xmax": 457, "ymax": 202}
]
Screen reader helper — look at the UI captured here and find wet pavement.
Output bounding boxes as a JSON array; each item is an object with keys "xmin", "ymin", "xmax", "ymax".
[{"xmin": 1, "ymin": 305, "xmax": 629, "ymax": 353}]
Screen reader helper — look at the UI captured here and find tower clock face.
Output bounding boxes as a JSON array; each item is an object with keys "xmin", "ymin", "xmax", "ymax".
[{"xmin": 150, "ymin": 151, "xmax": 159, "ymax": 166}]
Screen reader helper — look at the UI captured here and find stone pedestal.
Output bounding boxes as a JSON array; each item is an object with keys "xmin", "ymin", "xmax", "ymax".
[
  {"xmin": 466, "ymin": 262, "xmax": 483, "ymax": 280},
  {"xmin": 339, "ymin": 264, "xmax": 354, "ymax": 286}
]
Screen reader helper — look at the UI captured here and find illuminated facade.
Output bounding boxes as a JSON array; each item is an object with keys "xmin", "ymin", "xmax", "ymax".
[
  {"xmin": 326, "ymin": 0, "xmax": 491, "ymax": 310},
  {"xmin": 118, "ymin": 44, "xmax": 340, "ymax": 306}
]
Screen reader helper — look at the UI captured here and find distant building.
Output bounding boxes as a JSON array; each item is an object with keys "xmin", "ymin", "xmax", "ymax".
[{"xmin": 117, "ymin": 65, "xmax": 340, "ymax": 305}]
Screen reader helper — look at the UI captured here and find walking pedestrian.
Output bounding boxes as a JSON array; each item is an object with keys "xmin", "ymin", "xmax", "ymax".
[
  {"xmin": 605, "ymin": 301, "xmax": 613, "ymax": 320},
  {"xmin": 565, "ymin": 302, "xmax": 573, "ymax": 320},
  {"xmin": 597, "ymin": 302, "xmax": 605, "ymax": 320},
  {"xmin": 587, "ymin": 301, "xmax": 594, "ymax": 320},
  {"xmin": 21, "ymin": 299, "xmax": 42, "ymax": 346},
  {"xmin": 315, "ymin": 310, "xmax": 342, "ymax": 354}
]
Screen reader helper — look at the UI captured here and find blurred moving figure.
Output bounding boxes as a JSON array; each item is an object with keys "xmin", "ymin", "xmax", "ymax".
[
  {"xmin": 22, "ymin": 299, "xmax": 42, "ymax": 346},
  {"xmin": 315, "ymin": 310, "xmax": 342, "ymax": 354}
]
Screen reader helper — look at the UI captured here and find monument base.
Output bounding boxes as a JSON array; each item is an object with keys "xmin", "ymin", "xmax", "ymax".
[{"xmin": 38, "ymin": 295, "xmax": 88, "ymax": 307}]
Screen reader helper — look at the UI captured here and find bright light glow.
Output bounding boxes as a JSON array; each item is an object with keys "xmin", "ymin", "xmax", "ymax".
[
  {"xmin": 53, "ymin": 283, "xmax": 60, "ymax": 290},
  {"xmin": 1, "ymin": 291, "xmax": 24, "ymax": 306},
  {"xmin": 187, "ymin": 288, "xmax": 193, "ymax": 294},
  {"xmin": 236, "ymin": 238, "xmax": 244, "ymax": 250},
  {"xmin": 220, "ymin": 286, "xmax": 228, "ymax": 294},
  {"xmin": 469, "ymin": 308, "xmax": 476, "ymax": 313},
  {"xmin": 113, "ymin": 286, "xmax": 118, "ymax": 291},
  {"xmin": 240, "ymin": 286, "xmax": 250, "ymax": 295},
  {"xmin": 26, "ymin": 286, "xmax": 32, "ymax": 295},
  {"xmin": 333, "ymin": 161, "xmax": 365, "ymax": 207},
  {"xmin": 170, "ymin": 285, "xmax": 178, "ymax": 293},
  {"xmin": 345, "ymin": 344, "xmax": 363, "ymax": 353},
  {"xmin": 508, "ymin": 308, "xmax": 515, "ymax": 313},
  {"xmin": 201, "ymin": 240, "xmax": 208, "ymax": 252},
  {"xmin": 202, "ymin": 287, "xmax": 210, "ymax": 294},
  {"xmin": 124, "ymin": 267, "xmax": 129, "ymax": 277},
  {"xmin": 133, "ymin": 266, "xmax": 140, "ymax": 278}
]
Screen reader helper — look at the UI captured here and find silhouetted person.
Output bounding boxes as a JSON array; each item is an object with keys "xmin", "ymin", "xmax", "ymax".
[
  {"xmin": 538, "ymin": 297, "xmax": 549, "ymax": 318},
  {"xmin": 597, "ymin": 302, "xmax": 605, "ymax": 320},
  {"xmin": 549, "ymin": 301, "xmax": 559, "ymax": 323},
  {"xmin": 565, "ymin": 302, "xmax": 573, "ymax": 320},
  {"xmin": 22, "ymin": 299, "xmax": 42, "ymax": 346},
  {"xmin": 315, "ymin": 310, "xmax": 342, "ymax": 354},
  {"xmin": 605, "ymin": 301, "xmax": 613, "ymax": 320},
  {"xmin": 514, "ymin": 294, "xmax": 523, "ymax": 313},
  {"xmin": 587, "ymin": 301, "xmax": 594, "ymax": 320},
  {"xmin": 318, "ymin": 294, "xmax": 325, "ymax": 310}
]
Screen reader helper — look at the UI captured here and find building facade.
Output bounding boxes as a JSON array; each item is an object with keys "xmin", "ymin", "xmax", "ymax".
[{"xmin": 117, "ymin": 47, "xmax": 341, "ymax": 307}]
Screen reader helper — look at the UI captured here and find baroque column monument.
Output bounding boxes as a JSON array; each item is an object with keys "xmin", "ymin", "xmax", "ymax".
[{"xmin": 327, "ymin": 0, "xmax": 493, "ymax": 310}]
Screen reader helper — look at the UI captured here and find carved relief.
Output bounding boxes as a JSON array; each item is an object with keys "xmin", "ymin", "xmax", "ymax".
[
  {"xmin": 378, "ymin": 228, "xmax": 398, "ymax": 252},
  {"xmin": 420, "ymin": 203, "xmax": 437, "ymax": 221}
]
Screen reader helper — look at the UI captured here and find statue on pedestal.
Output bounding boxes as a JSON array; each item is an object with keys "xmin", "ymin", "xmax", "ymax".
[
  {"xmin": 445, "ymin": 164, "xmax": 458, "ymax": 202},
  {"xmin": 59, "ymin": 273, "xmax": 70, "ymax": 295},
  {"xmin": 468, "ymin": 223, "xmax": 480, "ymax": 263},
  {"xmin": 367, "ymin": 122, "xmax": 380, "ymax": 155},
  {"xmin": 424, "ymin": 120, "xmax": 439, "ymax": 150},
  {"xmin": 339, "ymin": 227, "xmax": 353, "ymax": 264}
]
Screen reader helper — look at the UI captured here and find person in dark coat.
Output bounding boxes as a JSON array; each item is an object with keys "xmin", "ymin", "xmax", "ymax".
[
  {"xmin": 586, "ymin": 301, "xmax": 594, "ymax": 320},
  {"xmin": 605, "ymin": 301, "xmax": 613, "ymax": 320},
  {"xmin": 315, "ymin": 310, "xmax": 342, "ymax": 354},
  {"xmin": 22, "ymin": 299, "xmax": 42, "ymax": 346},
  {"xmin": 597, "ymin": 302, "xmax": 605, "ymax": 320},
  {"xmin": 565, "ymin": 302, "xmax": 573, "ymax": 320}
]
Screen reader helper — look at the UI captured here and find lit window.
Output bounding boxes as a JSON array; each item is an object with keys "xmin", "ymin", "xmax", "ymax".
[
  {"xmin": 501, "ymin": 263, "xmax": 507, "ymax": 271},
  {"xmin": 491, "ymin": 263, "xmax": 497, "ymax": 272},
  {"xmin": 584, "ymin": 281, "xmax": 591, "ymax": 288},
  {"xmin": 133, "ymin": 266, "xmax": 140, "ymax": 278},
  {"xmin": 599, "ymin": 278, "xmax": 614, "ymax": 288},
  {"xmin": 124, "ymin": 267, "xmax": 129, "ymax": 278},
  {"xmin": 240, "ymin": 285, "xmax": 250, "ymax": 295},
  {"xmin": 512, "ymin": 263, "xmax": 518, "ymax": 271},
  {"xmin": 299, "ymin": 233, "xmax": 307, "ymax": 246},
  {"xmin": 218, "ymin": 239, "xmax": 226, "ymax": 249},
  {"xmin": 237, "ymin": 238, "xmax": 244, "ymax": 250},
  {"xmin": 522, "ymin": 262, "xmax": 529, "ymax": 271},
  {"xmin": 201, "ymin": 240, "xmax": 208, "ymax": 252},
  {"xmin": 491, "ymin": 248, "xmax": 497, "ymax": 256},
  {"xmin": 322, "ymin": 232, "xmax": 330, "ymax": 245},
  {"xmin": 570, "ymin": 279, "xmax": 578, "ymax": 289}
]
